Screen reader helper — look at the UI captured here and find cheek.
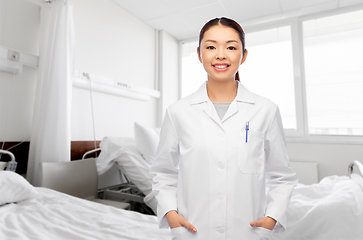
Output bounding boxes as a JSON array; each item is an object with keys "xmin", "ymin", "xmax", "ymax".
[
  {"xmin": 200, "ymin": 52, "xmax": 213, "ymax": 63},
  {"xmin": 232, "ymin": 54, "xmax": 243, "ymax": 65}
]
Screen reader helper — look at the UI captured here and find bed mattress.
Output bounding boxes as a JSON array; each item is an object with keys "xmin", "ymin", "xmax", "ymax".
[{"xmin": 0, "ymin": 187, "xmax": 171, "ymax": 240}]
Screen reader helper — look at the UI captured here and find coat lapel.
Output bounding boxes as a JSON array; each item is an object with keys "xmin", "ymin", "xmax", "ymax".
[
  {"xmin": 203, "ymin": 102, "xmax": 224, "ymax": 128},
  {"xmin": 222, "ymin": 82, "xmax": 255, "ymax": 122},
  {"xmin": 221, "ymin": 100, "xmax": 238, "ymax": 122},
  {"xmin": 190, "ymin": 82, "xmax": 223, "ymax": 129}
]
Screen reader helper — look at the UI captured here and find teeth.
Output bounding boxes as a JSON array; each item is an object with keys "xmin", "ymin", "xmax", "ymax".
[{"xmin": 214, "ymin": 65, "xmax": 228, "ymax": 69}]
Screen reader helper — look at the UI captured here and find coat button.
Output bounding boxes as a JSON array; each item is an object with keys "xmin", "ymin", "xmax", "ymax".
[
  {"xmin": 218, "ymin": 163, "xmax": 225, "ymax": 169},
  {"xmin": 217, "ymin": 228, "xmax": 225, "ymax": 234}
]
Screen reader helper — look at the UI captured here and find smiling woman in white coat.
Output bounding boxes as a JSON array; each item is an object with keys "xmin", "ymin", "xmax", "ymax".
[{"xmin": 150, "ymin": 17, "xmax": 298, "ymax": 240}]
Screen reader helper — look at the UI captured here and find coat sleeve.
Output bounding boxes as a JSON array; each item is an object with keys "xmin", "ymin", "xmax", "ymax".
[
  {"xmin": 264, "ymin": 106, "xmax": 298, "ymax": 233},
  {"xmin": 150, "ymin": 109, "xmax": 180, "ymax": 229}
]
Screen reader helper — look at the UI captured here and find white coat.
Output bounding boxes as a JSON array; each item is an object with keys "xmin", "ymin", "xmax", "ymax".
[{"xmin": 151, "ymin": 81, "xmax": 298, "ymax": 240}]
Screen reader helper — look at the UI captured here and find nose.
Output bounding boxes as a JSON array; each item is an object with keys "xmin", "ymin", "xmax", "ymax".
[{"xmin": 216, "ymin": 48, "xmax": 226, "ymax": 60}]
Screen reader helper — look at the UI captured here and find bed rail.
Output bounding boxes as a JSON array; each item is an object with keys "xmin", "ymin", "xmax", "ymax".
[
  {"xmin": 0, "ymin": 149, "xmax": 17, "ymax": 171},
  {"xmin": 0, "ymin": 149, "xmax": 16, "ymax": 161},
  {"xmin": 348, "ymin": 160, "xmax": 363, "ymax": 178},
  {"xmin": 82, "ymin": 148, "xmax": 101, "ymax": 159}
]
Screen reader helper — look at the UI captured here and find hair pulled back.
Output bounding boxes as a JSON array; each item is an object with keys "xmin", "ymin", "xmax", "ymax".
[{"xmin": 198, "ymin": 17, "xmax": 245, "ymax": 81}]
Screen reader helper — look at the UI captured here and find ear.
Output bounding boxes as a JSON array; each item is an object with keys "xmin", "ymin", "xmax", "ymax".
[
  {"xmin": 197, "ymin": 47, "xmax": 202, "ymax": 63},
  {"xmin": 240, "ymin": 49, "xmax": 248, "ymax": 65}
]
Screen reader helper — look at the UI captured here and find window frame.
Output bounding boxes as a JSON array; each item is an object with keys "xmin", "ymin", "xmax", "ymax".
[
  {"xmin": 244, "ymin": 19, "xmax": 304, "ymax": 137},
  {"xmin": 296, "ymin": 5, "xmax": 363, "ymax": 144},
  {"xmin": 178, "ymin": 4, "xmax": 363, "ymax": 144}
]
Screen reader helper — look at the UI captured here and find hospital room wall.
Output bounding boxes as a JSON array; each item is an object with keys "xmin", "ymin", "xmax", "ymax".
[
  {"xmin": 0, "ymin": 0, "xmax": 169, "ymax": 142},
  {"xmin": 287, "ymin": 142, "xmax": 363, "ymax": 182},
  {"xmin": 0, "ymin": 0, "xmax": 39, "ymax": 142},
  {"xmin": 70, "ymin": 0, "xmax": 160, "ymax": 140},
  {"xmin": 158, "ymin": 30, "xmax": 180, "ymax": 124}
]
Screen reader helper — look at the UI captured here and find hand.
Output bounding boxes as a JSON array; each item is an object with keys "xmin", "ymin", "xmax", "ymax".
[
  {"xmin": 165, "ymin": 210, "xmax": 197, "ymax": 233},
  {"xmin": 250, "ymin": 216, "xmax": 277, "ymax": 231}
]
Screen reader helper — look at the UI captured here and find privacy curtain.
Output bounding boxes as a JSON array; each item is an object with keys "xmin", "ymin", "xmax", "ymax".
[{"xmin": 27, "ymin": 0, "xmax": 74, "ymax": 186}]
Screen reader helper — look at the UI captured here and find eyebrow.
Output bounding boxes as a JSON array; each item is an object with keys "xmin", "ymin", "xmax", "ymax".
[{"xmin": 204, "ymin": 39, "xmax": 239, "ymax": 44}]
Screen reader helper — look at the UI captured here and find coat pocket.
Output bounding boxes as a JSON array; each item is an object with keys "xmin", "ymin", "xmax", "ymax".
[
  {"xmin": 237, "ymin": 130, "xmax": 265, "ymax": 174},
  {"xmin": 254, "ymin": 227, "xmax": 272, "ymax": 240},
  {"xmin": 170, "ymin": 226, "xmax": 189, "ymax": 240}
]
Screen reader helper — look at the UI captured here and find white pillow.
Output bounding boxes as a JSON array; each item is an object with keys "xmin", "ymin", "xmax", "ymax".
[
  {"xmin": 96, "ymin": 137, "xmax": 151, "ymax": 195},
  {"xmin": 134, "ymin": 122, "xmax": 160, "ymax": 165},
  {"xmin": 0, "ymin": 171, "xmax": 38, "ymax": 205},
  {"xmin": 96, "ymin": 137, "xmax": 138, "ymax": 175}
]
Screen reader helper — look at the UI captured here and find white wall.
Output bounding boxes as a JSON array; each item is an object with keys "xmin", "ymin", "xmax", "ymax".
[
  {"xmin": 0, "ymin": 0, "xmax": 39, "ymax": 141},
  {"xmin": 157, "ymin": 30, "xmax": 179, "ymax": 125},
  {"xmin": 287, "ymin": 142, "xmax": 363, "ymax": 181},
  {"xmin": 0, "ymin": 0, "xmax": 162, "ymax": 141},
  {"xmin": 70, "ymin": 0, "xmax": 158, "ymax": 139}
]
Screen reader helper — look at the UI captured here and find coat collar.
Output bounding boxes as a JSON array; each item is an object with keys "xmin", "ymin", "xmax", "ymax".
[
  {"xmin": 190, "ymin": 80, "xmax": 255, "ymax": 105},
  {"xmin": 190, "ymin": 81, "xmax": 255, "ymax": 127}
]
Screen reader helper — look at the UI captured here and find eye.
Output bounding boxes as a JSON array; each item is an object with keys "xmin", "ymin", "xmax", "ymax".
[
  {"xmin": 206, "ymin": 46, "xmax": 215, "ymax": 50},
  {"xmin": 228, "ymin": 46, "xmax": 237, "ymax": 50}
]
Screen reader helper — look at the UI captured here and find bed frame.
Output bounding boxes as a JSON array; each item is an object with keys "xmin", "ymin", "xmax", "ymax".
[
  {"xmin": 0, "ymin": 141, "xmax": 101, "ymax": 174},
  {"xmin": 348, "ymin": 160, "xmax": 363, "ymax": 177},
  {"xmin": 82, "ymin": 148, "xmax": 153, "ymax": 214}
]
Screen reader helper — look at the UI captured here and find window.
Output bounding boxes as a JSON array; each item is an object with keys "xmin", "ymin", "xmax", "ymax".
[
  {"xmin": 240, "ymin": 26, "xmax": 296, "ymax": 130},
  {"xmin": 181, "ymin": 41, "xmax": 205, "ymax": 98},
  {"xmin": 303, "ymin": 10, "xmax": 363, "ymax": 136}
]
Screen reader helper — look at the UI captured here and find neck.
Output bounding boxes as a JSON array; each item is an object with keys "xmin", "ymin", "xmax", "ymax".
[{"xmin": 207, "ymin": 79, "xmax": 238, "ymax": 102}]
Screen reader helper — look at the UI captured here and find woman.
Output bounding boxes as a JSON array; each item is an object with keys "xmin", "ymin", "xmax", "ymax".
[{"xmin": 150, "ymin": 17, "xmax": 297, "ymax": 240}]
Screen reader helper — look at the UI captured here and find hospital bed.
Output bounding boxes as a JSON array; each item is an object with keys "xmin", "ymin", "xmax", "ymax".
[
  {"xmin": 82, "ymin": 148, "xmax": 145, "ymax": 206},
  {"xmin": 94, "ymin": 123, "xmax": 363, "ymax": 240},
  {"xmin": 84, "ymin": 139, "xmax": 156, "ymax": 215},
  {"xmin": 0, "ymin": 170, "xmax": 172, "ymax": 240},
  {"xmin": 39, "ymin": 158, "xmax": 132, "ymax": 210}
]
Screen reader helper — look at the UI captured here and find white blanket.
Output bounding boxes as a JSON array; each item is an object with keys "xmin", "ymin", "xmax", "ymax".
[
  {"xmin": 0, "ymin": 187, "xmax": 171, "ymax": 240},
  {"xmin": 272, "ymin": 175, "xmax": 363, "ymax": 240}
]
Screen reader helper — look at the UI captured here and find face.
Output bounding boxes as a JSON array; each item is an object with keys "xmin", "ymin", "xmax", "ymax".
[{"xmin": 197, "ymin": 25, "xmax": 247, "ymax": 83}]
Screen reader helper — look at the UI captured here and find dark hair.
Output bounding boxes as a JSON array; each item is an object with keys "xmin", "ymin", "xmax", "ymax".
[{"xmin": 198, "ymin": 17, "xmax": 245, "ymax": 81}]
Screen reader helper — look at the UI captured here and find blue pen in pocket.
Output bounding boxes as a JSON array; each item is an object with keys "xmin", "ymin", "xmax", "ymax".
[{"xmin": 245, "ymin": 121, "xmax": 249, "ymax": 143}]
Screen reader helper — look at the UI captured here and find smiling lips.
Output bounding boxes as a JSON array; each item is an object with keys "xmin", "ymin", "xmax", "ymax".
[{"xmin": 213, "ymin": 63, "xmax": 230, "ymax": 72}]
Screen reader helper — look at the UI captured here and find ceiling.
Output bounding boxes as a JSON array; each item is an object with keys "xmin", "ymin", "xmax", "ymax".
[{"xmin": 113, "ymin": 0, "xmax": 363, "ymax": 40}]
